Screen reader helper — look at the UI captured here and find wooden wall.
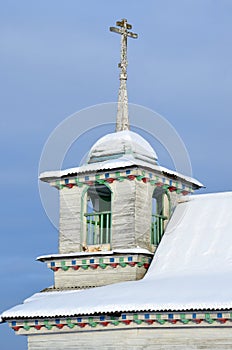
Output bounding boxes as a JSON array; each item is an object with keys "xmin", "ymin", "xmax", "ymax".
[
  {"xmin": 28, "ymin": 327, "xmax": 232, "ymax": 350},
  {"xmin": 58, "ymin": 172, "xmax": 184, "ymax": 255}
]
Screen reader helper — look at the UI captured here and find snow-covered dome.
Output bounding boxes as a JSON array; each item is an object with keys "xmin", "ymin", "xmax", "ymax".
[{"xmin": 87, "ymin": 130, "xmax": 158, "ymax": 165}]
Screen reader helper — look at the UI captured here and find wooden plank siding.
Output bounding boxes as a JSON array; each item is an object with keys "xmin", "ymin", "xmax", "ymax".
[{"xmin": 28, "ymin": 328, "xmax": 232, "ymax": 350}]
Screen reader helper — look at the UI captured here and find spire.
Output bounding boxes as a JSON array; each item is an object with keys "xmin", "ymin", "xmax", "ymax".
[{"xmin": 110, "ymin": 19, "xmax": 138, "ymax": 132}]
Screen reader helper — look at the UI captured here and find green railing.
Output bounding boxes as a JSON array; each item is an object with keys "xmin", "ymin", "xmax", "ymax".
[
  {"xmin": 84, "ymin": 211, "xmax": 111, "ymax": 245},
  {"xmin": 151, "ymin": 214, "xmax": 167, "ymax": 246}
]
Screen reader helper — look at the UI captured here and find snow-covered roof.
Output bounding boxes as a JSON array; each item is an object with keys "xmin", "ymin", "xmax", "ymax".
[
  {"xmin": 39, "ymin": 155, "xmax": 203, "ymax": 188},
  {"xmin": 87, "ymin": 130, "xmax": 158, "ymax": 165},
  {"xmin": 2, "ymin": 191, "xmax": 232, "ymax": 320},
  {"xmin": 37, "ymin": 248, "xmax": 152, "ymax": 261},
  {"xmin": 39, "ymin": 129, "xmax": 203, "ymax": 188}
]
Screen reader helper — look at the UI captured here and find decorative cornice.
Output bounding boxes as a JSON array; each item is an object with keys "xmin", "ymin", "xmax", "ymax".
[
  {"xmin": 49, "ymin": 169, "xmax": 193, "ymax": 195},
  {"xmin": 47, "ymin": 255, "xmax": 152, "ymax": 272},
  {"xmin": 10, "ymin": 311, "xmax": 232, "ymax": 333}
]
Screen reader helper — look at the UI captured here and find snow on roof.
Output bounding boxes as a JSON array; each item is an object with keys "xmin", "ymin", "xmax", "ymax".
[
  {"xmin": 37, "ymin": 248, "xmax": 152, "ymax": 261},
  {"xmin": 39, "ymin": 155, "xmax": 203, "ymax": 188},
  {"xmin": 87, "ymin": 130, "xmax": 158, "ymax": 164},
  {"xmin": 3, "ymin": 191, "xmax": 232, "ymax": 320}
]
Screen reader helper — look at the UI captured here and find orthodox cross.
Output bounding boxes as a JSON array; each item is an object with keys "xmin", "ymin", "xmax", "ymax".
[{"xmin": 110, "ymin": 19, "xmax": 138, "ymax": 132}]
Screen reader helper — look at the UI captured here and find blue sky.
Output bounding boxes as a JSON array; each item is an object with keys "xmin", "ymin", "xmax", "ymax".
[{"xmin": 1, "ymin": 1, "xmax": 232, "ymax": 348}]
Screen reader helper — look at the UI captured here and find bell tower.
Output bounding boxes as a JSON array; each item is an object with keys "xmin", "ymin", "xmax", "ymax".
[{"xmin": 38, "ymin": 19, "xmax": 202, "ymax": 290}]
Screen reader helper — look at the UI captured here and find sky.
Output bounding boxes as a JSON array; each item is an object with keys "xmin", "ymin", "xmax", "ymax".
[{"xmin": 1, "ymin": 0, "xmax": 232, "ymax": 348}]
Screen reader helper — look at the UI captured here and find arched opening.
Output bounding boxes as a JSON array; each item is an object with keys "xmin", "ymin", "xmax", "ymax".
[
  {"xmin": 151, "ymin": 188, "xmax": 170, "ymax": 246},
  {"xmin": 82, "ymin": 183, "xmax": 112, "ymax": 251}
]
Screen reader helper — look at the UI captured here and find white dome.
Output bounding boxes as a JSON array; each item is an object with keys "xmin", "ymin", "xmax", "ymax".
[{"xmin": 87, "ymin": 130, "xmax": 158, "ymax": 165}]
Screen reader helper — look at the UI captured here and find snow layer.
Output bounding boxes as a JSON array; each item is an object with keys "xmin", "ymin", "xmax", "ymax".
[
  {"xmin": 39, "ymin": 154, "xmax": 203, "ymax": 188},
  {"xmin": 37, "ymin": 248, "xmax": 152, "ymax": 261},
  {"xmin": 2, "ymin": 191, "xmax": 232, "ymax": 320},
  {"xmin": 87, "ymin": 130, "xmax": 158, "ymax": 164}
]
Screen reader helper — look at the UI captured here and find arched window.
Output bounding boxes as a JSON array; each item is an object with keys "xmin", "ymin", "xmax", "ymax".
[
  {"xmin": 82, "ymin": 183, "xmax": 112, "ymax": 251},
  {"xmin": 151, "ymin": 188, "xmax": 170, "ymax": 246}
]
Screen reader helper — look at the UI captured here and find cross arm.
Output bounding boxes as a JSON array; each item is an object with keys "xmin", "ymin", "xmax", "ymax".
[
  {"xmin": 116, "ymin": 20, "xmax": 132, "ymax": 29},
  {"xmin": 109, "ymin": 27, "xmax": 122, "ymax": 35},
  {"xmin": 110, "ymin": 26, "xmax": 138, "ymax": 39},
  {"xmin": 127, "ymin": 31, "xmax": 138, "ymax": 39}
]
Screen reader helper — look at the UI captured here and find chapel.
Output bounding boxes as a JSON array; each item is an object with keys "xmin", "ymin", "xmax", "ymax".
[{"xmin": 1, "ymin": 19, "xmax": 232, "ymax": 350}]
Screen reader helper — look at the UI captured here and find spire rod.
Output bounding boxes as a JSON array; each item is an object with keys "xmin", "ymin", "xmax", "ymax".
[{"xmin": 110, "ymin": 19, "xmax": 138, "ymax": 132}]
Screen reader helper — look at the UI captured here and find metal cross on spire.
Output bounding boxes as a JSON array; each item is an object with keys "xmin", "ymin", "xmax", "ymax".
[{"xmin": 110, "ymin": 19, "xmax": 138, "ymax": 132}]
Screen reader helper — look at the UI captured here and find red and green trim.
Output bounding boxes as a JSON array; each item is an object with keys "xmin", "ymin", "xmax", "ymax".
[
  {"xmin": 10, "ymin": 311, "xmax": 232, "ymax": 333},
  {"xmin": 48, "ymin": 256, "xmax": 152, "ymax": 272},
  {"xmin": 51, "ymin": 170, "xmax": 193, "ymax": 196}
]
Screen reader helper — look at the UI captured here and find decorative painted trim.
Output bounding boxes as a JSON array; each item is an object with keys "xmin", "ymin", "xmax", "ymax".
[
  {"xmin": 48, "ymin": 256, "xmax": 152, "ymax": 272},
  {"xmin": 10, "ymin": 311, "xmax": 232, "ymax": 333},
  {"xmin": 50, "ymin": 170, "xmax": 193, "ymax": 195}
]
